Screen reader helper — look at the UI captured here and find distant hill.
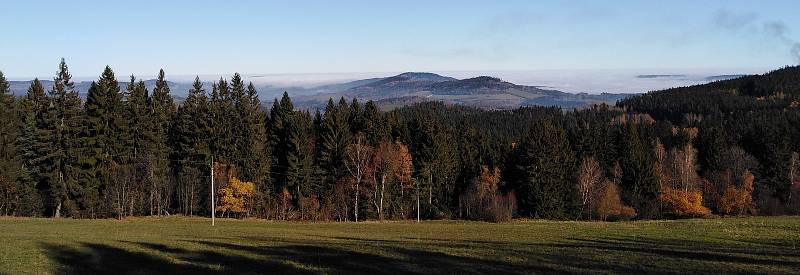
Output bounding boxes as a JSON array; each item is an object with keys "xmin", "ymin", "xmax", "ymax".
[
  {"xmin": 8, "ymin": 71, "xmax": 632, "ymax": 109},
  {"xmin": 618, "ymin": 66, "xmax": 800, "ymax": 121},
  {"xmin": 296, "ymin": 72, "xmax": 628, "ymax": 109}
]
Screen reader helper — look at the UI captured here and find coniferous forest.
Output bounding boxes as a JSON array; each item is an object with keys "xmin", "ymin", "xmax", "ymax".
[{"xmin": 1, "ymin": 60, "xmax": 799, "ymax": 221}]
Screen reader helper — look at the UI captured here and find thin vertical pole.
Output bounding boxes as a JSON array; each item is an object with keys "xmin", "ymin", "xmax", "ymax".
[{"xmin": 211, "ymin": 156, "xmax": 215, "ymax": 226}]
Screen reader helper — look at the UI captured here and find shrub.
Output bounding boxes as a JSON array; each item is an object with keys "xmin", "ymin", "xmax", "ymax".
[
  {"xmin": 658, "ymin": 187, "xmax": 711, "ymax": 218},
  {"xmin": 595, "ymin": 181, "xmax": 637, "ymax": 221},
  {"xmin": 459, "ymin": 166, "xmax": 516, "ymax": 222},
  {"xmin": 717, "ymin": 170, "xmax": 755, "ymax": 215}
]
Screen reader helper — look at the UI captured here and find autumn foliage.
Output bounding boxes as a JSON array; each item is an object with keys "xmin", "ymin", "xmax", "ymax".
[
  {"xmin": 594, "ymin": 181, "xmax": 637, "ymax": 221},
  {"xmin": 717, "ymin": 170, "xmax": 755, "ymax": 215},
  {"xmin": 216, "ymin": 176, "xmax": 256, "ymax": 217},
  {"xmin": 658, "ymin": 187, "xmax": 711, "ymax": 218},
  {"xmin": 459, "ymin": 166, "xmax": 516, "ymax": 222}
]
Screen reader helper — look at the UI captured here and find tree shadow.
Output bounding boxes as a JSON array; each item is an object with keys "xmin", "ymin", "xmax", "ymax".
[
  {"xmin": 41, "ymin": 239, "xmax": 541, "ymax": 275},
  {"xmin": 41, "ymin": 235, "xmax": 799, "ymax": 274},
  {"xmin": 190, "ymin": 240, "xmax": 544, "ymax": 274},
  {"xmin": 541, "ymin": 236, "xmax": 800, "ymax": 273},
  {"xmin": 41, "ymin": 242, "xmax": 309, "ymax": 274}
]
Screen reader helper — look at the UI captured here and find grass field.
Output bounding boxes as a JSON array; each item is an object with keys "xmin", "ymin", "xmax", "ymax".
[{"xmin": 0, "ymin": 216, "xmax": 799, "ymax": 274}]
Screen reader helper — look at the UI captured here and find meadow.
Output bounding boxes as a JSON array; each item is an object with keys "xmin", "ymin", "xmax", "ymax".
[{"xmin": 0, "ymin": 216, "xmax": 798, "ymax": 274}]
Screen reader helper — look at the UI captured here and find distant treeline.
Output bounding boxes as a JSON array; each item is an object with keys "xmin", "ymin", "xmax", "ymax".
[{"xmin": 1, "ymin": 60, "xmax": 799, "ymax": 221}]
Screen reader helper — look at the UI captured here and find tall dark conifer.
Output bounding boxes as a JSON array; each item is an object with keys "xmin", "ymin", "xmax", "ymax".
[
  {"xmin": 512, "ymin": 120, "xmax": 577, "ymax": 218},
  {"xmin": 619, "ymin": 122, "xmax": 659, "ymax": 211},
  {"xmin": 45, "ymin": 59, "xmax": 83, "ymax": 217},
  {"xmin": 80, "ymin": 66, "xmax": 125, "ymax": 216}
]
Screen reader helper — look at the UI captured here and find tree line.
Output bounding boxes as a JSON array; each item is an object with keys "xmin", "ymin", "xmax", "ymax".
[{"xmin": 1, "ymin": 60, "xmax": 799, "ymax": 221}]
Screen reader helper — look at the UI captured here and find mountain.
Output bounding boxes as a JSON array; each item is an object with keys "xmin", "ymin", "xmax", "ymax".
[
  {"xmin": 341, "ymin": 72, "xmax": 458, "ymax": 98},
  {"xmin": 295, "ymin": 72, "xmax": 628, "ymax": 109}
]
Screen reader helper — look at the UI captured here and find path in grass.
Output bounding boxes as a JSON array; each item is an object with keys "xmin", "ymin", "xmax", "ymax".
[{"xmin": 0, "ymin": 216, "xmax": 798, "ymax": 274}]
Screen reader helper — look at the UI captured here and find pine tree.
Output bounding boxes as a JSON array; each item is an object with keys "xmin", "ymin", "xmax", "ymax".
[
  {"xmin": 147, "ymin": 69, "xmax": 175, "ymax": 215},
  {"xmin": 230, "ymin": 73, "xmax": 247, "ymax": 166},
  {"xmin": 210, "ymin": 78, "xmax": 234, "ymax": 163},
  {"xmin": 45, "ymin": 59, "xmax": 83, "ymax": 217},
  {"xmin": 362, "ymin": 100, "xmax": 386, "ymax": 145},
  {"xmin": 286, "ymin": 110, "xmax": 315, "ymax": 201},
  {"xmin": 125, "ymin": 76, "xmax": 150, "ymax": 159},
  {"xmin": 318, "ymin": 98, "xmax": 352, "ymax": 190},
  {"xmin": 244, "ymin": 82, "xmax": 269, "ymax": 186},
  {"xmin": 619, "ymin": 122, "xmax": 659, "ymax": 212},
  {"xmin": 172, "ymin": 76, "xmax": 210, "ymax": 215},
  {"xmin": 80, "ymin": 66, "xmax": 126, "ymax": 217},
  {"xmin": 21, "ymin": 79, "xmax": 59, "ymax": 216},
  {"xmin": 267, "ymin": 92, "xmax": 295, "ymax": 193},
  {"xmin": 1, "ymin": 71, "xmax": 41, "ymax": 215},
  {"xmin": 512, "ymin": 120, "xmax": 577, "ymax": 218},
  {"xmin": 0, "ymin": 71, "xmax": 18, "ymax": 181}
]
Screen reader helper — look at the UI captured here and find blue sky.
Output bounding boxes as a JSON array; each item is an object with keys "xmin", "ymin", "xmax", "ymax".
[{"xmin": 1, "ymin": 0, "xmax": 799, "ymax": 78}]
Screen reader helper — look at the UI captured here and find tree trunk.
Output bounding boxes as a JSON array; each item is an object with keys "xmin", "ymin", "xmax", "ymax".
[
  {"xmin": 354, "ymin": 179, "xmax": 360, "ymax": 222},
  {"xmin": 379, "ymin": 175, "xmax": 385, "ymax": 221},
  {"xmin": 54, "ymin": 201, "xmax": 62, "ymax": 218}
]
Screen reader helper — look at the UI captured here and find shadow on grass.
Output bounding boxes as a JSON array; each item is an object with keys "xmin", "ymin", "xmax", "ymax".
[
  {"xmin": 40, "ymin": 234, "xmax": 800, "ymax": 274},
  {"xmin": 40, "ymin": 242, "xmax": 307, "ymax": 275},
  {"xmin": 40, "ymin": 239, "xmax": 541, "ymax": 274}
]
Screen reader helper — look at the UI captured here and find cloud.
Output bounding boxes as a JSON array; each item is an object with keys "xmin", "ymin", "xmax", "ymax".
[
  {"xmin": 713, "ymin": 9, "xmax": 800, "ymax": 64},
  {"xmin": 712, "ymin": 10, "xmax": 757, "ymax": 31}
]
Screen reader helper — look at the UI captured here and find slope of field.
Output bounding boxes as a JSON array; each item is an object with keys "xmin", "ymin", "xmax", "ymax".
[{"xmin": 0, "ymin": 216, "xmax": 798, "ymax": 274}]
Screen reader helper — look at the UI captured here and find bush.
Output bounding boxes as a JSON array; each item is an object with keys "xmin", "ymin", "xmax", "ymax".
[
  {"xmin": 658, "ymin": 187, "xmax": 711, "ymax": 218},
  {"xmin": 459, "ymin": 166, "xmax": 516, "ymax": 222},
  {"xmin": 717, "ymin": 170, "xmax": 755, "ymax": 215},
  {"xmin": 595, "ymin": 181, "xmax": 637, "ymax": 221}
]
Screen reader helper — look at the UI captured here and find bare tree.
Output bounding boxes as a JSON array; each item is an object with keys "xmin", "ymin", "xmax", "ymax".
[
  {"xmin": 577, "ymin": 156, "xmax": 603, "ymax": 219},
  {"xmin": 345, "ymin": 134, "xmax": 373, "ymax": 222}
]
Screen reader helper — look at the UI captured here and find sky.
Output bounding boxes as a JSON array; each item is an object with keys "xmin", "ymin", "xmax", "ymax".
[{"xmin": 1, "ymin": 0, "xmax": 799, "ymax": 79}]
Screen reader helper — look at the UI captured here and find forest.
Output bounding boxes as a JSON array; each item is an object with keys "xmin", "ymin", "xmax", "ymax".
[{"xmin": 1, "ymin": 60, "xmax": 799, "ymax": 221}]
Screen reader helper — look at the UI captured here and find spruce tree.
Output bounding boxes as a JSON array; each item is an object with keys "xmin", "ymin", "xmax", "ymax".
[
  {"xmin": 244, "ymin": 82, "xmax": 269, "ymax": 186},
  {"xmin": 21, "ymin": 79, "xmax": 59, "ymax": 215},
  {"xmin": 125, "ymin": 76, "xmax": 150, "ymax": 159},
  {"xmin": 267, "ymin": 92, "xmax": 295, "ymax": 193},
  {"xmin": 318, "ymin": 98, "xmax": 352, "ymax": 189},
  {"xmin": 512, "ymin": 120, "xmax": 577, "ymax": 218},
  {"xmin": 147, "ymin": 69, "xmax": 175, "ymax": 215},
  {"xmin": 230, "ymin": 73, "xmax": 247, "ymax": 166},
  {"xmin": 286, "ymin": 110, "xmax": 315, "ymax": 200},
  {"xmin": 80, "ymin": 66, "xmax": 126, "ymax": 216},
  {"xmin": 0, "ymin": 71, "xmax": 18, "ymax": 181},
  {"xmin": 619, "ymin": 122, "xmax": 659, "ymax": 211},
  {"xmin": 46, "ymin": 59, "xmax": 83, "ymax": 217},
  {"xmin": 1, "ymin": 72, "xmax": 41, "ymax": 215}
]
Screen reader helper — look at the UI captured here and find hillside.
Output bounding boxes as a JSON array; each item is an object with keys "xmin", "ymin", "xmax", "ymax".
[
  {"xmin": 618, "ymin": 66, "xmax": 800, "ymax": 121},
  {"xmin": 296, "ymin": 72, "xmax": 627, "ymax": 109}
]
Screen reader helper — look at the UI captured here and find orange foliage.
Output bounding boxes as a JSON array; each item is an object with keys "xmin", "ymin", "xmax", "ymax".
[
  {"xmin": 459, "ymin": 165, "xmax": 515, "ymax": 222},
  {"xmin": 658, "ymin": 187, "xmax": 711, "ymax": 218},
  {"xmin": 595, "ymin": 181, "xmax": 637, "ymax": 221},
  {"xmin": 216, "ymin": 176, "xmax": 255, "ymax": 217},
  {"xmin": 717, "ymin": 170, "xmax": 755, "ymax": 215}
]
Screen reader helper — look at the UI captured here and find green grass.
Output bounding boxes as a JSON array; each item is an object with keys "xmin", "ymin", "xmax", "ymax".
[{"xmin": 1, "ymin": 216, "xmax": 799, "ymax": 274}]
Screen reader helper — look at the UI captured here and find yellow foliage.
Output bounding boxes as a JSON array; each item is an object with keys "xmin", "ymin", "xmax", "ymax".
[
  {"xmin": 717, "ymin": 170, "xmax": 755, "ymax": 215},
  {"xmin": 216, "ymin": 176, "xmax": 255, "ymax": 217},
  {"xmin": 658, "ymin": 187, "xmax": 711, "ymax": 218}
]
